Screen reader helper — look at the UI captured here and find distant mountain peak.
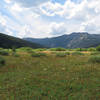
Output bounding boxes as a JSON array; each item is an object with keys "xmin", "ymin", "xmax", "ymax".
[
  {"xmin": 71, "ymin": 32, "xmax": 89, "ymax": 35},
  {"xmin": 24, "ymin": 32, "xmax": 100, "ymax": 48}
]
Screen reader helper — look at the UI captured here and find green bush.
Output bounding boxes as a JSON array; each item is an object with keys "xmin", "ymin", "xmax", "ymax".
[
  {"xmin": 56, "ymin": 48, "xmax": 66, "ymax": 51},
  {"xmin": 35, "ymin": 48, "xmax": 47, "ymax": 51},
  {"xmin": 0, "ymin": 56, "xmax": 5, "ymax": 66},
  {"xmin": 12, "ymin": 46, "xmax": 16, "ymax": 53},
  {"xmin": 96, "ymin": 45, "xmax": 100, "ymax": 51},
  {"xmin": 31, "ymin": 52, "xmax": 47, "ymax": 57},
  {"xmin": 75, "ymin": 48, "xmax": 88, "ymax": 51},
  {"xmin": 17, "ymin": 47, "xmax": 33, "ymax": 53},
  {"xmin": 91, "ymin": 52, "xmax": 100, "ymax": 55},
  {"xmin": 0, "ymin": 48, "xmax": 3, "ymax": 50},
  {"xmin": 88, "ymin": 55, "xmax": 100, "ymax": 63},
  {"xmin": 88, "ymin": 47, "xmax": 96, "ymax": 51},
  {"xmin": 49, "ymin": 48, "xmax": 57, "ymax": 51},
  {"xmin": 72, "ymin": 52, "xmax": 84, "ymax": 55},
  {"xmin": 66, "ymin": 52, "xmax": 70, "ymax": 55},
  {"xmin": 56, "ymin": 53, "xmax": 66, "ymax": 57},
  {"xmin": 0, "ymin": 50, "xmax": 9, "ymax": 56},
  {"xmin": 13, "ymin": 53, "xmax": 20, "ymax": 57},
  {"xmin": 50, "ymin": 48, "xmax": 66, "ymax": 51}
]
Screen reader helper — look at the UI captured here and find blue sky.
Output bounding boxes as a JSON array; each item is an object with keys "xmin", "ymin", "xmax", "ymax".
[
  {"xmin": 52, "ymin": 0, "xmax": 66, "ymax": 4},
  {"xmin": 0, "ymin": 0, "xmax": 100, "ymax": 38}
]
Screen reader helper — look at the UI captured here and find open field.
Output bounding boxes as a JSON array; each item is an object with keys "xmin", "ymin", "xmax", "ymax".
[{"xmin": 0, "ymin": 50, "xmax": 100, "ymax": 100}]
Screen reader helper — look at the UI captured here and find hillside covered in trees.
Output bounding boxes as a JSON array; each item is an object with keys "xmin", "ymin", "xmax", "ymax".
[{"xmin": 0, "ymin": 33, "xmax": 43, "ymax": 49}]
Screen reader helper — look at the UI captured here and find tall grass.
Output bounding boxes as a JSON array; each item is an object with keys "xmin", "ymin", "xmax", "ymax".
[
  {"xmin": 50, "ymin": 48, "xmax": 66, "ymax": 51},
  {"xmin": 0, "ymin": 50, "xmax": 9, "ymax": 56},
  {"xmin": 0, "ymin": 56, "xmax": 5, "ymax": 66},
  {"xmin": 72, "ymin": 51, "xmax": 84, "ymax": 55},
  {"xmin": 0, "ymin": 48, "xmax": 100, "ymax": 100},
  {"xmin": 90, "ymin": 51, "xmax": 100, "ymax": 55},
  {"xmin": 88, "ymin": 55, "xmax": 100, "ymax": 63},
  {"xmin": 31, "ymin": 52, "xmax": 47, "ymax": 57},
  {"xmin": 56, "ymin": 52, "xmax": 67, "ymax": 57}
]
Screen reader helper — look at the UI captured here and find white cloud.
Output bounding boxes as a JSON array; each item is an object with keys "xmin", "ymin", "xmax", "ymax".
[
  {"xmin": 4, "ymin": 0, "xmax": 11, "ymax": 4},
  {"xmin": 49, "ymin": 22, "xmax": 66, "ymax": 36},
  {"xmin": 40, "ymin": 2, "xmax": 63, "ymax": 16},
  {"xmin": 41, "ymin": 0, "xmax": 97, "ymax": 20},
  {"xmin": 41, "ymin": 0, "xmax": 100, "ymax": 34},
  {"xmin": 1, "ymin": 0, "xmax": 100, "ymax": 38},
  {"xmin": 10, "ymin": 3, "xmax": 23, "ymax": 12},
  {"xmin": 82, "ymin": 14, "xmax": 100, "ymax": 34}
]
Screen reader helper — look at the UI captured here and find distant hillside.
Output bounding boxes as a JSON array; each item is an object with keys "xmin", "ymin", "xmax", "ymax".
[
  {"xmin": 24, "ymin": 32, "xmax": 100, "ymax": 48},
  {"xmin": 0, "ymin": 33, "xmax": 43, "ymax": 48}
]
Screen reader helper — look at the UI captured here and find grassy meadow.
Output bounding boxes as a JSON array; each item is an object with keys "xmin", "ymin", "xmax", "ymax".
[{"xmin": 0, "ymin": 47, "xmax": 100, "ymax": 100}]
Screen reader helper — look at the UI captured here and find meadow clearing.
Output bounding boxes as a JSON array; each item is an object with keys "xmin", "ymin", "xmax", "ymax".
[{"xmin": 0, "ymin": 48, "xmax": 100, "ymax": 100}]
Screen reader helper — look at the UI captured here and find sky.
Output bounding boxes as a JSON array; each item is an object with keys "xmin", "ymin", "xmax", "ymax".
[{"xmin": 0, "ymin": 0, "xmax": 100, "ymax": 38}]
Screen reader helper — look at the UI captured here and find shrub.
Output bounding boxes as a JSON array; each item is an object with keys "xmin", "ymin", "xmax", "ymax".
[
  {"xmin": 56, "ymin": 53, "xmax": 66, "ymax": 57},
  {"xmin": 49, "ymin": 48, "xmax": 57, "ymax": 51},
  {"xmin": 96, "ymin": 45, "xmax": 100, "ymax": 51},
  {"xmin": 39, "ymin": 53, "xmax": 47, "ymax": 56},
  {"xmin": 31, "ymin": 52, "xmax": 47, "ymax": 57},
  {"xmin": 88, "ymin": 55, "xmax": 100, "ymax": 63},
  {"xmin": 0, "ymin": 50, "xmax": 9, "ymax": 56},
  {"xmin": 55, "ymin": 48, "xmax": 66, "ymax": 51},
  {"xmin": 88, "ymin": 47, "xmax": 96, "ymax": 51},
  {"xmin": 66, "ymin": 52, "xmax": 70, "ymax": 55},
  {"xmin": 35, "ymin": 48, "xmax": 47, "ymax": 51},
  {"xmin": 91, "ymin": 52, "xmax": 100, "ymax": 55},
  {"xmin": 72, "ymin": 51, "xmax": 84, "ymax": 55},
  {"xmin": 50, "ymin": 48, "xmax": 66, "ymax": 51},
  {"xmin": 13, "ymin": 53, "xmax": 20, "ymax": 57},
  {"xmin": 0, "ymin": 48, "xmax": 3, "ymax": 50},
  {"xmin": 0, "ymin": 56, "xmax": 5, "ymax": 66},
  {"xmin": 75, "ymin": 48, "xmax": 82, "ymax": 51},
  {"xmin": 12, "ymin": 46, "xmax": 16, "ymax": 53},
  {"xmin": 75, "ymin": 48, "xmax": 87, "ymax": 51},
  {"xmin": 17, "ymin": 47, "xmax": 33, "ymax": 53}
]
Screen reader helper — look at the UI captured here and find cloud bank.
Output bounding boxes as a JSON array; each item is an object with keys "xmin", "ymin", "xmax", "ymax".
[{"xmin": 0, "ymin": 0, "xmax": 100, "ymax": 38}]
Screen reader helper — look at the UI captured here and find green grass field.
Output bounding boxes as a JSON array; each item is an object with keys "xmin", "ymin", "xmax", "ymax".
[{"xmin": 0, "ymin": 51, "xmax": 100, "ymax": 100}]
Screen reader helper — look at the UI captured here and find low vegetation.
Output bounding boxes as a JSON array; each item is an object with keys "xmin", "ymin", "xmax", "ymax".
[
  {"xmin": 0, "ymin": 50, "xmax": 9, "ymax": 56},
  {"xmin": 31, "ymin": 52, "xmax": 47, "ymax": 57},
  {"xmin": 56, "ymin": 52, "xmax": 67, "ymax": 57},
  {"xmin": 87, "ymin": 47, "xmax": 96, "ymax": 51},
  {"xmin": 0, "ymin": 56, "xmax": 5, "ymax": 66},
  {"xmin": 0, "ymin": 46, "xmax": 100, "ymax": 100},
  {"xmin": 96, "ymin": 45, "xmax": 100, "ymax": 51},
  {"xmin": 49, "ymin": 47, "xmax": 66, "ymax": 51},
  {"xmin": 72, "ymin": 51, "xmax": 84, "ymax": 55},
  {"xmin": 90, "ymin": 51, "xmax": 100, "ymax": 55},
  {"xmin": 13, "ymin": 53, "xmax": 20, "ymax": 57},
  {"xmin": 66, "ymin": 52, "xmax": 70, "ymax": 55},
  {"xmin": 89, "ymin": 55, "xmax": 100, "ymax": 63}
]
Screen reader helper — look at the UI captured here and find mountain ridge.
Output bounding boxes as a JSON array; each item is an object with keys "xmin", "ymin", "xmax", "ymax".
[{"xmin": 24, "ymin": 32, "xmax": 100, "ymax": 48}]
